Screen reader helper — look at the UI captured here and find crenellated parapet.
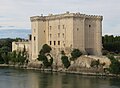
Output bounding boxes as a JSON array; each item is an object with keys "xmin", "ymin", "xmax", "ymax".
[
  {"xmin": 30, "ymin": 16, "xmax": 46, "ymax": 22},
  {"xmin": 30, "ymin": 11, "xmax": 103, "ymax": 21}
]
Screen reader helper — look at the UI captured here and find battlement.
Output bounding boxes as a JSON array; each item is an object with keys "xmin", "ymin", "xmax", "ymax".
[
  {"xmin": 30, "ymin": 16, "xmax": 46, "ymax": 22},
  {"xmin": 30, "ymin": 11, "xmax": 103, "ymax": 21}
]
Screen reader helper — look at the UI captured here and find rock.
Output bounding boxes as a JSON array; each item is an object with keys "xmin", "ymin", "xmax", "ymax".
[
  {"xmin": 68, "ymin": 55, "xmax": 111, "ymax": 71},
  {"xmin": 27, "ymin": 60, "xmax": 43, "ymax": 68}
]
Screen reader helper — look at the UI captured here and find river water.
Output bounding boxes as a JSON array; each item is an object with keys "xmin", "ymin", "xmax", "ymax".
[{"xmin": 0, "ymin": 67, "xmax": 120, "ymax": 88}]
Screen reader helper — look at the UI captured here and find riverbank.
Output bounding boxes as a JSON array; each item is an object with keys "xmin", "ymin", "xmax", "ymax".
[
  {"xmin": 26, "ymin": 67, "xmax": 120, "ymax": 78},
  {"xmin": 0, "ymin": 64, "xmax": 120, "ymax": 78}
]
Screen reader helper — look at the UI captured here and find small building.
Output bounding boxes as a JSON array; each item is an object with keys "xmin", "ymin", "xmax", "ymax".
[
  {"xmin": 12, "ymin": 41, "xmax": 29, "ymax": 52},
  {"xmin": 12, "ymin": 37, "xmax": 32, "ymax": 60}
]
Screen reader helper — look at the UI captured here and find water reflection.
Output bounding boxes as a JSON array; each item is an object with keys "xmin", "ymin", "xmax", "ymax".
[{"xmin": 0, "ymin": 67, "xmax": 120, "ymax": 88}]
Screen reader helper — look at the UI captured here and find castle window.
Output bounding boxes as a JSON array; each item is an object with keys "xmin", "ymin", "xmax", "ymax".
[
  {"xmin": 50, "ymin": 26, "xmax": 51, "ymax": 30},
  {"xmin": 58, "ymin": 41, "xmax": 60, "ymax": 45},
  {"xmin": 50, "ymin": 41, "xmax": 52, "ymax": 45},
  {"xmin": 63, "ymin": 25, "xmax": 64, "ymax": 29},
  {"xmin": 58, "ymin": 25, "xmax": 60, "ymax": 29},
  {"xmin": 58, "ymin": 33, "xmax": 60, "ymax": 38},
  {"xmin": 54, "ymin": 41, "xmax": 56, "ymax": 45},
  {"xmin": 34, "ymin": 36, "xmax": 36, "ymax": 41},
  {"xmin": 89, "ymin": 25, "xmax": 91, "ymax": 27},
  {"xmin": 62, "ymin": 33, "xmax": 64, "ymax": 38},
  {"xmin": 77, "ymin": 28, "xmax": 79, "ymax": 31},
  {"xmin": 29, "ymin": 35, "xmax": 32, "ymax": 41}
]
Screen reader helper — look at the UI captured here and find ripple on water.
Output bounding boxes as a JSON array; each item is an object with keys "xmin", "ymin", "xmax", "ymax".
[{"xmin": 0, "ymin": 67, "xmax": 120, "ymax": 88}]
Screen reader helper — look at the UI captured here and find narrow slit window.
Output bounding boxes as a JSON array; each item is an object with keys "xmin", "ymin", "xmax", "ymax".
[
  {"xmin": 58, "ymin": 41, "xmax": 60, "ymax": 45},
  {"xmin": 58, "ymin": 25, "xmax": 60, "ymax": 29},
  {"xmin": 89, "ymin": 25, "xmax": 91, "ymax": 27},
  {"xmin": 63, "ymin": 25, "xmax": 64, "ymax": 29},
  {"xmin": 63, "ymin": 33, "xmax": 64, "ymax": 38},
  {"xmin": 50, "ymin": 41, "xmax": 52, "ymax": 45},
  {"xmin": 34, "ymin": 36, "xmax": 36, "ymax": 41},
  {"xmin": 50, "ymin": 26, "xmax": 52, "ymax": 30},
  {"xmin": 54, "ymin": 41, "xmax": 56, "ymax": 45},
  {"xmin": 58, "ymin": 33, "xmax": 60, "ymax": 38},
  {"xmin": 50, "ymin": 34, "xmax": 52, "ymax": 38}
]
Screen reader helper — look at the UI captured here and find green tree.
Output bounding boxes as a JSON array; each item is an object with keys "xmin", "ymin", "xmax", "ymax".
[
  {"xmin": 37, "ymin": 44, "xmax": 53, "ymax": 68},
  {"xmin": 102, "ymin": 35, "xmax": 120, "ymax": 54},
  {"xmin": 108, "ymin": 55, "xmax": 120, "ymax": 74},
  {"xmin": 42, "ymin": 44, "xmax": 52, "ymax": 54},
  {"xmin": 1, "ymin": 53, "xmax": 9, "ymax": 64},
  {"xmin": 90, "ymin": 59, "xmax": 100, "ymax": 68},
  {"xmin": 0, "ymin": 49, "xmax": 4, "ymax": 64},
  {"xmin": 61, "ymin": 55, "xmax": 70, "ymax": 68},
  {"xmin": 9, "ymin": 51, "xmax": 17, "ymax": 65},
  {"xmin": 0, "ymin": 46, "xmax": 10, "ymax": 64},
  {"xmin": 109, "ymin": 60, "xmax": 120, "ymax": 74},
  {"xmin": 70, "ymin": 49, "xmax": 82, "ymax": 61},
  {"xmin": 19, "ymin": 48, "xmax": 27, "ymax": 65},
  {"xmin": 61, "ymin": 50, "xmax": 65, "ymax": 55}
]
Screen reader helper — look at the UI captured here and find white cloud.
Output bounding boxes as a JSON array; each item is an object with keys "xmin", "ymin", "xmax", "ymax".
[{"xmin": 0, "ymin": 0, "xmax": 120, "ymax": 35}]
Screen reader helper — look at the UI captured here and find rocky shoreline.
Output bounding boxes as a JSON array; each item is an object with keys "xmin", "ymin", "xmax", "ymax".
[{"xmin": 0, "ymin": 64, "xmax": 119, "ymax": 78}]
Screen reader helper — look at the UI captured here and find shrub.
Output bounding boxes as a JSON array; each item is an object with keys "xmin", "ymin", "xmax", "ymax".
[
  {"xmin": 37, "ymin": 44, "xmax": 53, "ymax": 68},
  {"xmin": 90, "ymin": 59, "xmax": 100, "ymax": 68},
  {"xmin": 61, "ymin": 56, "xmax": 70, "ymax": 68},
  {"xmin": 42, "ymin": 44, "xmax": 52, "ymax": 53},
  {"xmin": 71, "ymin": 49, "xmax": 82, "ymax": 61}
]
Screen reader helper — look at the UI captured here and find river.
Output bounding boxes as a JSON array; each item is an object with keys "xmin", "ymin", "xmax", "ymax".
[{"xmin": 0, "ymin": 67, "xmax": 120, "ymax": 88}]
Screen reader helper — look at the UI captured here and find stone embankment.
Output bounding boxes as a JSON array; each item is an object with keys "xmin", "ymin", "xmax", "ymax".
[{"xmin": 0, "ymin": 55, "xmax": 118, "ymax": 77}]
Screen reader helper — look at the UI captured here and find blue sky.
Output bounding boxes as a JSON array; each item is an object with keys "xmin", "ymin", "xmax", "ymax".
[{"xmin": 0, "ymin": 0, "xmax": 120, "ymax": 38}]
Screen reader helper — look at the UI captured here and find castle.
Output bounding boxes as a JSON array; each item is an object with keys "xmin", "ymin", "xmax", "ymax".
[{"xmin": 12, "ymin": 12, "xmax": 103, "ymax": 61}]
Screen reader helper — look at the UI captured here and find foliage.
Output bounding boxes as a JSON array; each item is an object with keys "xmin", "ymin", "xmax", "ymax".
[
  {"xmin": 0, "ymin": 38, "xmax": 15, "ymax": 52},
  {"xmin": 18, "ymin": 51, "xmax": 27, "ymax": 65},
  {"xmin": 102, "ymin": 50, "xmax": 109, "ymax": 55},
  {"xmin": 14, "ymin": 38, "xmax": 24, "ymax": 42},
  {"xmin": 38, "ymin": 54, "xmax": 53, "ymax": 68},
  {"xmin": 9, "ymin": 50, "xmax": 27, "ymax": 65},
  {"xmin": 49, "ymin": 57, "xmax": 53, "ymax": 66},
  {"xmin": 38, "ymin": 54, "xmax": 46, "ymax": 61},
  {"xmin": 61, "ymin": 50, "xmax": 65, "ymax": 55},
  {"xmin": 0, "ymin": 38, "xmax": 28, "ymax": 65},
  {"xmin": 70, "ymin": 49, "xmax": 82, "ymax": 61},
  {"xmin": 0, "ymin": 46, "xmax": 11, "ymax": 64},
  {"xmin": 61, "ymin": 56, "xmax": 70, "ymax": 68},
  {"xmin": 109, "ymin": 60, "xmax": 120, "ymax": 74},
  {"xmin": 37, "ymin": 44, "xmax": 53, "ymax": 68},
  {"xmin": 10, "ymin": 51, "xmax": 17, "ymax": 64},
  {"xmin": 107, "ymin": 54, "xmax": 115, "ymax": 61},
  {"xmin": 1, "ymin": 53, "xmax": 9, "ymax": 64},
  {"xmin": 107, "ymin": 55, "xmax": 120, "ymax": 74},
  {"xmin": 0, "ymin": 51, "xmax": 4, "ymax": 64},
  {"xmin": 90, "ymin": 59, "xmax": 100, "ymax": 68},
  {"xmin": 42, "ymin": 44, "xmax": 52, "ymax": 54},
  {"xmin": 102, "ymin": 35, "xmax": 120, "ymax": 54}
]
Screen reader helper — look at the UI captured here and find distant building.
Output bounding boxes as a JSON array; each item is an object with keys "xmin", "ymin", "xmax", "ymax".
[{"xmin": 12, "ymin": 12, "xmax": 103, "ymax": 61}]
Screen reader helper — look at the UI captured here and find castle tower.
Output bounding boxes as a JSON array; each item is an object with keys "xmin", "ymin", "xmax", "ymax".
[
  {"xmin": 30, "ymin": 12, "xmax": 103, "ymax": 60},
  {"xmin": 30, "ymin": 16, "xmax": 46, "ymax": 60},
  {"xmin": 73, "ymin": 13, "xmax": 86, "ymax": 53},
  {"xmin": 84, "ymin": 15, "xmax": 103, "ymax": 55},
  {"xmin": 94, "ymin": 16, "xmax": 103, "ymax": 55}
]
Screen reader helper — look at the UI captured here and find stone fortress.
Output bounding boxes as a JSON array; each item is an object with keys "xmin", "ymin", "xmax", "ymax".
[{"xmin": 12, "ymin": 11, "xmax": 103, "ymax": 61}]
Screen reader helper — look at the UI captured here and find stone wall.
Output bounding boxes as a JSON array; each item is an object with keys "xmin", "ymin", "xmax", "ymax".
[{"xmin": 30, "ymin": 12, "xmax": 103, "ymax": 60}]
